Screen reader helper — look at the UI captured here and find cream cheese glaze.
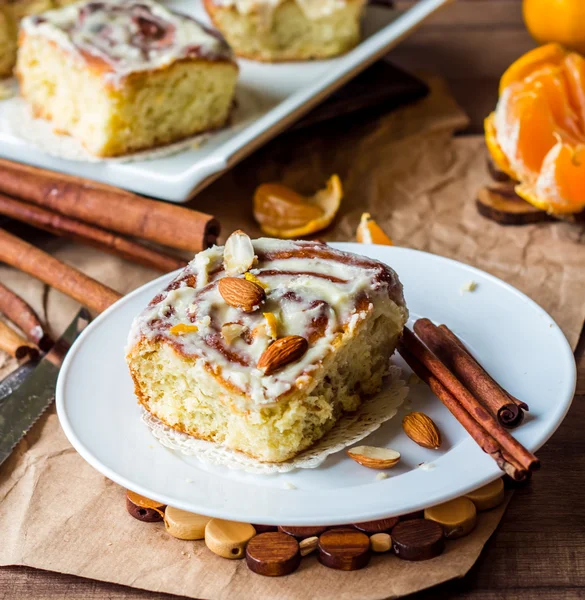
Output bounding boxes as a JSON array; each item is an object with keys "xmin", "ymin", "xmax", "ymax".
[
  {"xmin": 21, "ymin": 0, "xmax": 233, "ymax": 85},
  {"xmin": 211, "ymin": 0, "xmax": 351, "ymax": 21},
  {"xmin": 127, "ymin": 238, "xmax": 406, "ymax": 406}
]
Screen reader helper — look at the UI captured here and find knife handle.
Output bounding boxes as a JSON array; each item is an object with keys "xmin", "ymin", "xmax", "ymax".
[{"xmin": 0, "ymin": 228, "xmax": 122, "ymax": 314}]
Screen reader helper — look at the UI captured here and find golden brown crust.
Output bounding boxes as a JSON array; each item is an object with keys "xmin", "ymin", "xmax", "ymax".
[{"xmin": 202, "ymin": 0, "xmax": 361, "ymax": 62}]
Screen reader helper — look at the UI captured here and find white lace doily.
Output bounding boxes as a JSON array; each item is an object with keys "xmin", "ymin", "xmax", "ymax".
[{"xmin": 142, "ymin": 365, "xmax": 409, "ymax": 474}]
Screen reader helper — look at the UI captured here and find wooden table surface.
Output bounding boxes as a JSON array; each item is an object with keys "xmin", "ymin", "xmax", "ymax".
[{"xmin": 3, "ymin": 1, "xmax": 585, "ymax": 598}]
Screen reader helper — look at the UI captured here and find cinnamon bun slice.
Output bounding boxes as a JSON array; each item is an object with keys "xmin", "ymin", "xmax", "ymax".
[
  {"xmin": 126, "ymin": 234, "xmax": 408, "ymax": 463},
  {"xmin": 16, "ymin": 0, "xmax": 237, "ymax": 157},
  {"xmin": 203, "ymin": 0, "xmax": 366, "ymax": 62}
]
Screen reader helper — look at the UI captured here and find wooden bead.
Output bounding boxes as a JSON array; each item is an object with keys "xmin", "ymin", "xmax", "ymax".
[
  {"xmin": 392, "ymin": 519, "xmax": 444, "ymax": 561},
  {"xmin": 353, "ymin": 517, "xmax": 399, "ymax": 534},
  {"xmin": 125, "ymin": 490, "xmax": 165, "ymax": 523},
  {"xmin": 299, "ymin": 536, "xmax": 319, "ymax": 556},
  {"xmin": 205, "ymin": 519, "xmax": 256, "ymax": 559},
  {"xmin": 253, "ymin": 524, "xmax": 278, "ymax": 533},
  {"xmin": 465, "ymin": 478, "xmax": 505, "ymax": 511},
  {"xmin": 163, "ymin": 507, "xmax": 211, "ymax": 540},
  {"xmin": 278, "ymin": 525, "xmax": 328, "ymax": 539},
  {"xmin": 246, "ymin": 532, "xmax": 300, "ymax": 576},
  {"xmin": 370, "ymin": 533, "xmax": 392, "ymax": 553},
  {"xmin": 424, "ymin": 497, "xmax": 477, "ymax": 539},
  {"xmin": 318, "ymin": 528, "xmax": 371, "ymax": 571}
]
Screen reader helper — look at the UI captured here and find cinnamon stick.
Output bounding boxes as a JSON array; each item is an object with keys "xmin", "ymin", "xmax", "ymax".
[
  {"xmin": 398, "ymin": 344, "xmax": 528, "ymax": 481},
  {"xmin": 0, "ymin": 319, "xmax": 39, "ymax": 361},
  {"xmin": 0, "ymin": 228, "xmax": 122, "ymax": 313},
  {"xmin": 402, "ymin": 327, "xmax": 539, "ymax": 473},
  {"xmin": 0, "ymin": 159, "xmax": 220, "ymax": 253},
  {"xmin": 0, "ymin": 282, "xmax": 53, "ymax": 352},
  {"xmin": 437, "ymin": 323, "xmax": 528, "ymax": 427},
  {"xmin": 0, "ymin": 193, "xmax": 187, "ymax": 273}
]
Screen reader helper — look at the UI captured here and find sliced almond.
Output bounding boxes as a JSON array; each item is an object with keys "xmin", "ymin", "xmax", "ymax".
[
  {"xmin": 257, "ymin": 335, "xmax": 308, "ymax": 375},
  {"xmin": 218, "ymin": 277, "xmax": 266, "ymax": 313},
  {"xmin": 221, "ymin": 322, "xmax": 247, "ymax": 344},
  {"xmin": 263, "ymin": 312, "xmax": 279, "ymax": 340},
  {"xmin": 223, "ymin": 230, "xmax": 256, "ymax": 275},
  {"xmin": 169, "ymin": 323, "xmax": 199, "ymax": 335},
  {"xmin": 347, "ymin": 446, "xmax": 401, "ymax": 469},
  {"xmin": 402, "ymin": 412, "xmax": 442, "ymax": 450}
]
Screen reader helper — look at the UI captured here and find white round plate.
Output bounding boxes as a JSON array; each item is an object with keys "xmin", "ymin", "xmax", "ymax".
[{"xmin": 56, "ymin": 244, "xmax": 576, "ymax": 525}]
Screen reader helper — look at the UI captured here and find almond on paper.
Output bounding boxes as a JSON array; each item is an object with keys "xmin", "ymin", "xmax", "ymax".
[
  {"xmin": 224, "ymin": 230, "xmax": 256, "ymax": 275},
  {"xmin": 257, "ymin": 336, "xmax": 308, "ymax": 375},
  {"xmin": 402, "ymin": 412, "xmax": 441, "ymax": 450},
  {"xmin": 218, "ymin": 277, "xmax": 266, "ymax": 313},
  {"xmin": 346, "ymin": 446, "xmax": 401, "ymax": 469}
]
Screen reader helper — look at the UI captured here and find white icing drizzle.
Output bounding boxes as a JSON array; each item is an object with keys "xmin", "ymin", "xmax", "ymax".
[
  {"xmin": 127, "ymin": 238, "xmax": 406, "ymax": 406},
  {"xmin": 20, "ymin": 0, "xmax": 233, "ymax": 86},
  {"xmin": 211, "ymin": 0, "xmax": 351, "ymax": 21}
]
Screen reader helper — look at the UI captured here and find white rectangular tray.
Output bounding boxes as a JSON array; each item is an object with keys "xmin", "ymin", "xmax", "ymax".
[{"xmin": 0, "ymin": 0, "xmax": 450, "ymax": 202}]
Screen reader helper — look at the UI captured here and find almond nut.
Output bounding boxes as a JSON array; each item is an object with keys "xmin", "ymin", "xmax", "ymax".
[
  {"xmin": 223, "ymin": 230, "xmax": 256, "ymax": 275},
  {"xmin": 347, "ymin": 445, "xmax": 401, "ymax": 469},
  {"xmin": 218, "ymin": 277, "xmax": 266, "ymax": 313},
  {"xmin": 299, "ymin": 536, "xmax": 319, "ymax": 556},
  {"xmin": 402, "ymin": 412, "xmax": 441, "ymax": 449},
  {"xmin": 257, "ymin": 335, "xmax": 308, "ymax": 375}
]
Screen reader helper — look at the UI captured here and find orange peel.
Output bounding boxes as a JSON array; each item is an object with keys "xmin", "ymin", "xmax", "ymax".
[
  {"xmin": 253, "ymin": 175, "xmax": 343, "ymax": 238},
  {"xmin": 356, "ymin": 213, "xmax": 393, "ymax": 245}
]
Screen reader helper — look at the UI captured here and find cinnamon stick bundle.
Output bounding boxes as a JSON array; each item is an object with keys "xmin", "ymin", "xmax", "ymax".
[
  {"xmin": 430, "ymin": 321, "xmax": 528, "ymax": 427},
  {"xmin": 400, "ymin": 327, "xmax": 539, "ymax": 475},
  {"xmin": 0, "ymin": 282, "xmax": 53, "ymax": 352},
  {"xmin": 0, "ymin": 319, "xmax": 39, "ymax": 361},
  {"xmin": 398, "ymin": 344, "xmax": 528, "ymax": 481},
  {"xmin": 0, "ymin": 159, "xmax": 220, "ymax": 253},
  {"xmin": 0, "ymin": 228, "xmax": 122, "ymax": 314},
  {"xmin": 0, "ymin": 193, "xmax": 188, "ymax": 273}
]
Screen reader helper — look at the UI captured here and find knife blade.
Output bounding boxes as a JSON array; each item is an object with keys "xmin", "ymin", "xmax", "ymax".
[{"xmin": 0, "ymin": 309, "xmax": 90, "ymax": 467}]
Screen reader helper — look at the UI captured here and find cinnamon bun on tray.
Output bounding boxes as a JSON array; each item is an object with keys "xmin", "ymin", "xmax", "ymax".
[
  {"xmin": 126, "ymin": 233, "xmax": 408, "ymax": 463},
  {"xmin": 203, "ymin": 0, "xmax": 366, "ymax": 62},
  {"xmin": 16, "ymin": 0, "xmax": 238, "ymax": 156}
]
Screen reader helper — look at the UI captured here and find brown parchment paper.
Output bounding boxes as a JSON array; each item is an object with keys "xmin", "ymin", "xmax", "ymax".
[{"xmin": 0, "ymin": 76, "xmax": 583, "ymax": 600}]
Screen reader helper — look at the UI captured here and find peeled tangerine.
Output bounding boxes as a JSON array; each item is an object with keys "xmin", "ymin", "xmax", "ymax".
[
  {"xmin": 253, "ymin": 175, "xmax": 342, "ymax": 238},
  {"xmin": 485, "ymin": 43, "xmax": 585, "ymax": 215}
]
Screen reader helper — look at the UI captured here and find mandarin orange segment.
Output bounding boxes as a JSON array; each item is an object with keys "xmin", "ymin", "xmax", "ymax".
[
  {"xmin": 487, "ymin": 45, "xmax": 585, "ymax": 214},
  {"xmin": 499, "ymin": 43, "xmax": 566, "ymax": 95},
  {"xmin": 356, "ymin": 213, "xmax": 393, "ymax": 245},
  {"xmin": 253, "ymin": 175, "xmax": 343, "ymax": 238}
]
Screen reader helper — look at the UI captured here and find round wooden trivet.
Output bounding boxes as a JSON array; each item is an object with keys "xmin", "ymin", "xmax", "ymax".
[
  {"xmin": 253, "ymin": 524, "xmax": 278, "ymax": 533},
  {"xmin": 370, "ymin": 533, "xmax": 392, "ymax": 553},
  {"xmin": 163, "ymin": 507, "xmax": 211, "ymax": 540},
  {"xmin": 125, "ymin": 491, "xmax": 165, "ymax": 523},
  {"xmin": 353, "ymin": 517, "xmax": 399, "ymax": 534},
  {"xmin": 465, "ymin": 478, "xmax": 505, "ymax": 511},
  {"xmin": 278, "ymin": 525, "xmax": 328, "ymax": 539},
  {"xmin": 391, "ymin": 519, "xmax": 444, "ymax": 561},
  {"xmin": 318, "ymin": 528, "xmax": 371, "ymax": 571},
  {"xmin": 205, "ymin": 519, "xmax": 256, "ymax": 559},
  {"xmin": 476, "ymin": 185, "xmax": 552, "ymax": 225},
  {"xmin": 424, "ymin": 497, "xmax": 477, "ymax": 539},
  {"xmin": 246, "ymin": 532, "xmax": 301, "ymax": 577}
]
